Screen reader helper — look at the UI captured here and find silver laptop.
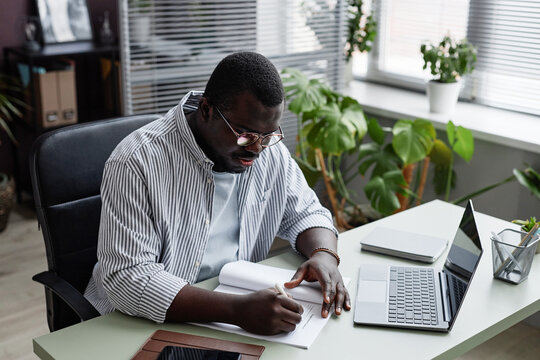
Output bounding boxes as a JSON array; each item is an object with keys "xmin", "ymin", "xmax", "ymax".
[{"xmin": 353, "ymin": 200, "xmax": 483, "ymax": 332}]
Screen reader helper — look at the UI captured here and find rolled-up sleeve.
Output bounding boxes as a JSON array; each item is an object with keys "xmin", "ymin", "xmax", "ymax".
[
  {"xmin": 277, "ymin": 150, "xmax": 337, "ymax": 249},
  {"xmin": 97, "ymin": 160, "xmax": 187, "ymax": 323}
]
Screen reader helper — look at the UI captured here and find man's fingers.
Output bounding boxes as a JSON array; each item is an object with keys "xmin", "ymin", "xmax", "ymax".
[
  {"xmin": 318, "ymin": 272, "xmax": 334, "ymax": 304},
  {"xmin": 279, "ymin": 295, "xmax": 304, "ymax": 315},
  {"xmin": 334, "ymin": 282, "xmax": 345, "ymax": 315},
  {"xmin": 321, "ymin": 300, "xmax": 332, "ymax": 318},
  {"xmin": 344, "ymin": 285, "xmax": 352, "ymax": 310},
  {"xmin": 284, "ymin": 267, "xmax": 307, "ymax": 289}
]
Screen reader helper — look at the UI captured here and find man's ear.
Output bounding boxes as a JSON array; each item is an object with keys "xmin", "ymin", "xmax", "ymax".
[{"xmin": 199, "ymin": 97, "xmax": 211, "ymax": 122}]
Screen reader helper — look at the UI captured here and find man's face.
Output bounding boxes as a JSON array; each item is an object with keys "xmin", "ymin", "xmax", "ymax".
[{"xmin": 199, "ymin": 92, "xmax": 283, "ymax": 173}]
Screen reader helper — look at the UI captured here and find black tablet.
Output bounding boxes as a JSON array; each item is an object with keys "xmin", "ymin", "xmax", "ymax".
[{"xmin": 157, "ymin": 345, "xmax": 242, "ymax": 360}]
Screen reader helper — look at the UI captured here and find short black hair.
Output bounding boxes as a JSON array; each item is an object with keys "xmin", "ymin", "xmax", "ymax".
[{"xmin": 203, "ymin": 52, "xmax": 284, "ymax": 111}]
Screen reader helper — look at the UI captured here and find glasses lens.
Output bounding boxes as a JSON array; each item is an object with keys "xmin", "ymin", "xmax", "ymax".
[
  {"xmin": 262, "ymin": 135, "xmax": 282, "ymax": 147},
  {"xmin": 237, "ymin": 134, "xmax": 258, "ymax": 146}
]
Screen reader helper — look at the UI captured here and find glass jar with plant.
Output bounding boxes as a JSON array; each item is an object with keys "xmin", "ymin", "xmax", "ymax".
[{"xmin": 420, "ymin": 35, "xmax": 477, "ymax": 113}]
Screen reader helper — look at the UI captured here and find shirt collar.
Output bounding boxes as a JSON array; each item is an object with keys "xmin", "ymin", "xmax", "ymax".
[{"xmin": 174, "ymin": 91, "xmax": 214, "ymax": 167}]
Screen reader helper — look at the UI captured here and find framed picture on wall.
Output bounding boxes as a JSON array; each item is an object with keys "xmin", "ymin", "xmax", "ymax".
[{"xmin": 36, "ymin": 0, "xmax": 93, "ymax": 44}]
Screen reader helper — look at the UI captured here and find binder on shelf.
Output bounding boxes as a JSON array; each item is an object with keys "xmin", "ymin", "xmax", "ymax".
[{"xmin": 19, "ymin": 60, "xmax": 78, "ymax": 129}]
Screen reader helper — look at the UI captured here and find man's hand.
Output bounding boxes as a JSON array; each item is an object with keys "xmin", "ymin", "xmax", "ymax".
[
  {"xmin": 235, "ymin": 289, "xmax": 304, "ymax": 335},
  {"xmin": 166, "ymin": 285, "xmax": 303, "ymax": 335},
  {"xmin": 284, "ymin": 252, "xmax": 351, "ymax": 318}
]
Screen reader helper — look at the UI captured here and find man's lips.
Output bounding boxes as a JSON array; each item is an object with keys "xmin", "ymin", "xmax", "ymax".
[{"xmin": 237, "ymin": 156, "xmax": 257, "ymax": 166}]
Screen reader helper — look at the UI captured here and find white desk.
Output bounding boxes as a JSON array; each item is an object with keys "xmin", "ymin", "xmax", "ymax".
[{"xmin": 33, "ymin": 200, "xmax": 540, "ymax": 359}]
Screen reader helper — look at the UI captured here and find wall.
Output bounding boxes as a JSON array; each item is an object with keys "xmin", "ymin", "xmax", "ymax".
[{"xmin": 0, "ymin": 0, "xmax": 118, "ymax": 176}]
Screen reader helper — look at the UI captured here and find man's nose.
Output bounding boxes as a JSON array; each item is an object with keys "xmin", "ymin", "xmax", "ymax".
[{"xmin": 244, "ymin": 138, "xmax": 264, "ymax": 154}]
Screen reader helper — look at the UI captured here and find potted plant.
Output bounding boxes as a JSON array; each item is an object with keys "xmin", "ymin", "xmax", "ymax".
[
  {"xmin": 512, "ymin": 216, "xmax": 540, "ymax": 254},
  {"xmin": 0, "ymin": 73, "xmax": 26, "ymax": 232},
  {"xmin": 420, "ymin": 35, "xmax": 477, "ymax": 113},
  {"xmin": 281, "ymin": 67, "xmax": 369, "ymax": 229},
  {"xmin": 281, "ymin": 68, "xmax": 450, "ymax": 227},
  {"xmin": 282, "ymin": 67, "xmax": 539, "ymax": 231},
  {"xmin": 345, "ymin": 0, "xmax": 377, "ymax": 82}
]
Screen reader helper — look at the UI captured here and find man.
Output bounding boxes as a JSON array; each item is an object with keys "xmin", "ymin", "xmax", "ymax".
[{"xmin": 84, "ymin": 52, "xmax": 350, "ymax": 335}]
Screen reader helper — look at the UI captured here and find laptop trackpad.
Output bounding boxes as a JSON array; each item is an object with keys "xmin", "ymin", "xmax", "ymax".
[{"xmin": 357, "ymin": 280, "xmax": 386, "ymax": 302}]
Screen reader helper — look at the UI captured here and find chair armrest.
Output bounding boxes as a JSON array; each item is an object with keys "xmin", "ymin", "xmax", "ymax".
[{"xmin": 32, "ymin": 271, "xmax": 101, "ymax": 321}]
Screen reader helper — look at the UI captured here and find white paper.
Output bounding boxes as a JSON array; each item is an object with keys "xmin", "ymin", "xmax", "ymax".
[{"xmin": 192, "ymin": 260, "xmax": 351, "ymax": 349}]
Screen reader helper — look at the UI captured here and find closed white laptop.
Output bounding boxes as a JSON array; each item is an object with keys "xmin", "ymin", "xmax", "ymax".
[
  {"xmin": 360, "ymin": 227, "xmax": 448, "ymax": 263},
  {"xmin": 354, "ymin": 200, "xmax": 483, "ymax": 332}
]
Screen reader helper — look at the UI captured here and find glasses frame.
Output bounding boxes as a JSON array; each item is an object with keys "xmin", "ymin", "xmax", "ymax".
[{"xmin": 214, "ymin": 106, "xmax": 284, "ymax": 148}]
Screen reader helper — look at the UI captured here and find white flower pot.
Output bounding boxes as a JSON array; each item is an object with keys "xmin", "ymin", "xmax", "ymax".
[
  {"xmin": 131, "ymin": 16, "xmax": 151, "ymax": 45},
  {"xmin": 426, "ymin": 80, "xmax": 462, "ymax": 114}
]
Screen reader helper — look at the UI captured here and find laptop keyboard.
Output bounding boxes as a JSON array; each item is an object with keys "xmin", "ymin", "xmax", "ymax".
[{"xmin": 388, "ymin": 267, "xmax": 438, "ymax": 325}]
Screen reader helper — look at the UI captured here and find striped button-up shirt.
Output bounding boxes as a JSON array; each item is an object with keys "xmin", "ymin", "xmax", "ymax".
[{"xmin": 84, "ymin": 91, "xmax": 336, "ymax": 323}]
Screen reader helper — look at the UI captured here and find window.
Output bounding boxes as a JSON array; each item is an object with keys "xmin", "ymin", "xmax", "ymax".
[{"xmin": 356, "ymin": 0, "xmax": 540, "ymax": 115}]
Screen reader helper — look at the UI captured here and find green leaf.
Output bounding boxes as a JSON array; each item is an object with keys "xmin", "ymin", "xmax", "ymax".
[
  {"xmin": 364, "ymin": 170, "xmax": 407, "ymax": 216},
  {"xmin": 429, "ymin": 139, "xmax": 453, "ymax": 166},
  {"xmin": 341, "ymin": 97, "xmax": 367, "ymax": 139},
  {"xmin": 392, "ymin": 119, "xmax": 436, "ymax": 165},
  {"xmin": 306, "ymin": 102, "xmax": 364, "ymax": 155},
  {"xmin": 357, "ymin": 143, "xmax": 401, "ymax": 177},
  {"xmin": 366, "ymin": 116, "xmax": 386, "ymax": 145},
  {"xmin": 446, "ymin": 120, "xmax": 456, "ymax": 146},
  {"xmin": 281, "ymin": 68, "xmax": 327, "ymax": 114},
  {"xmin": 513, "ymin": 167, "xmax": 540, "ymax": 200},
  {"xmin": 452, "ymin": 124, "xmax": 474, "ymax": 162},
  {"xmin": 0, "ymin": 117, "xmax": 17, "ymax": 144},
  {"xmin": 293, "ymin": 155, "xmax": 322, "ymax": 188}
]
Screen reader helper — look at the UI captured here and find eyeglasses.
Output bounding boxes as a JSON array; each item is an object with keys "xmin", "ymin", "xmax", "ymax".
[{"xmin": 215, "ymin": 106, "xmax": 284, "ymax": 148}]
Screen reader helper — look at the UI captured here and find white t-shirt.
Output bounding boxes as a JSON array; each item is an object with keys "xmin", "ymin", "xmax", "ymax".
[{"xmin": 196, "ymin": 171, "xmax": 240, "ymax": 282}]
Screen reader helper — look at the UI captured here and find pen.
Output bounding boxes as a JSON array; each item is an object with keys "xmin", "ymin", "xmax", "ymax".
[{"xmin": 274, "ymin": 282, "xmax": 287, "ymax": 297}]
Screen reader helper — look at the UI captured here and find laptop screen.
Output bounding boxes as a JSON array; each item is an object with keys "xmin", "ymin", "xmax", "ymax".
[{"xmin": 442, "ymin": 200, "xmax": 483, "ymax": 329}]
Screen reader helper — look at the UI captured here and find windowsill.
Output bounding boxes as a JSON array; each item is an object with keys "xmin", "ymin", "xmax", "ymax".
[{"xmin": 345, "ymin": 81, "xmax": 540, "ymax": 154}]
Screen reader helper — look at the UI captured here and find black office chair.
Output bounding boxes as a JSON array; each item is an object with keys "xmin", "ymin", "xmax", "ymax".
[{"xmin": 30, "ymin": 114, "xmax": 161, "ymax": 332}]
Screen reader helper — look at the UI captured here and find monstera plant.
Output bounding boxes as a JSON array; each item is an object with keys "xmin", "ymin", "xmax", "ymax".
[
  {"xmin": 281, "ymin": 67, "xmax": 478, "ymax": 227},
  {"xmin": 282, "ymin": 67, "xmax": 538, "ymax": 229}
]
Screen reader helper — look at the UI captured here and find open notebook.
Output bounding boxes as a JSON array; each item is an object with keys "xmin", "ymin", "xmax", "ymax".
[{"xmin": 192, "ymin": 260, "xmax": 350, "ymax": 349}]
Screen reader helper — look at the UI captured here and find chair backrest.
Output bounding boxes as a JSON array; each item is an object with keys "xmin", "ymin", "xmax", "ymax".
[{"xmin": 30, "ymin": 114, "xmax": 161, "ymax": 330}]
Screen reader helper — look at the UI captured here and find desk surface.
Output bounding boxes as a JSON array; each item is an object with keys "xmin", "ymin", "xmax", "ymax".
[{"xmin": 33, "ymin": 200, "xmax": 540, "ymax": 360}]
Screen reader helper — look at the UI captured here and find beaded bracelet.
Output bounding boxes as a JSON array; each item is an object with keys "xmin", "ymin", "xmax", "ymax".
[{"xmin": 311, "ymin": 247, "xmax": 340, "ymax": 266}]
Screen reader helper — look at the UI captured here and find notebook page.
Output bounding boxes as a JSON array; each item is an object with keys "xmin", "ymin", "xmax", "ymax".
[{"xmin": 218, "ymin": 260, "xmax": 323, "ymax": 303}]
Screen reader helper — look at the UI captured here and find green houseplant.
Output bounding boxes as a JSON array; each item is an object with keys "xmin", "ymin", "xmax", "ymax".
[
  {"xmin": 281, "ymin": 67, "xmax": 368, "ymax": 229},
  {"xmin": 0, "ymin": 73, "xmax": 26, "ymax": 232},
  {"xmin": 282, "ymin": 67, "xmax": 539, "ymax": 230},
  {"xmin": 281, "ymin": 68, "xmax": 473, "ymax": 227},
  {"xmin": 421, "ymin": 35, "xmax": 477, "ymax": 113}
]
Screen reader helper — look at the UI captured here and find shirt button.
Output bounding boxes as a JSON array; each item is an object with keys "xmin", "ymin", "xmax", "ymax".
[
  {"xmin": 194, "ymin": 261, "xmax": 200, "ymax": 267},
  {"xmin": 205, "ymin": 218, "xmax": 210, "ymax": 225},
  {"xmin": 207, "ymin": 177, "xmax": 212, "ymax": 184}
]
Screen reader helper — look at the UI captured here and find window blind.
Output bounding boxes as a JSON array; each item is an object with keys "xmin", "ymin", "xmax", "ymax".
[
  {"xmin": 365, "ymin": 0, "xmax": 540, "ymax": 115},
  {"xmin": 119, "ymin": 0, "xmax": 347, "ymax": 151},
  {"xmin": 467, "ymin": 0, "xmax": 540, "ymax": 115}
]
